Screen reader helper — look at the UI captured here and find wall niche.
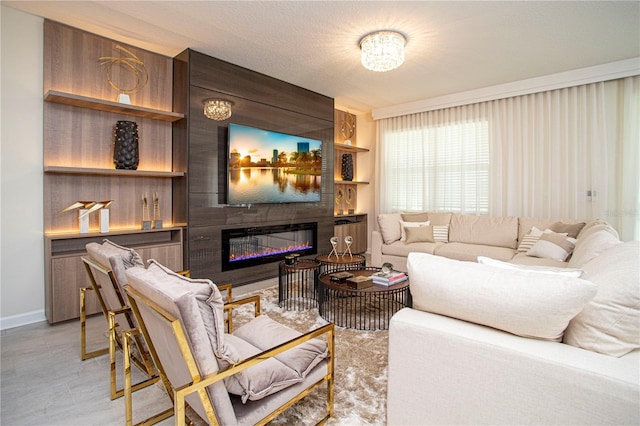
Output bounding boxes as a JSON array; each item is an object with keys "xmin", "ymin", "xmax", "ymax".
[{"xmin": 173, "ymin": 49, "xmax": 335, "ymax": 285}]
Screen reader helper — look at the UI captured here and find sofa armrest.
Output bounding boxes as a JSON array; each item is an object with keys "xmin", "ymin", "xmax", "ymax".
[
  {"xmin": 387, "ymin": 308, "xmax": 639, "ymax": 425},
  {"xmin": 371, "ymin": 230, "xmax": 383, "ymax": 267}
]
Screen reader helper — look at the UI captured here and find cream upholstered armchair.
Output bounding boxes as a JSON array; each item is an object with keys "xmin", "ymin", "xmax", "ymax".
[{"xmin": 123, "ymin": 260, "xmax": 335, "ymax": 426}]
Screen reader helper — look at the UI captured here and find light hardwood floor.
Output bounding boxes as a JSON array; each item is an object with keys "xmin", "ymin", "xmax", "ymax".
[{"xmin": 0, "ymin": 278, "xmax": 276, "ymax": 426}]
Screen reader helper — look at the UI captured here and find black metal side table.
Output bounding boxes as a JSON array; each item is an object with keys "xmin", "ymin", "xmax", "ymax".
[
  {"xmin": 278, "ymin": 259, "xmax": 320, "ymax": 310},
  {"xmin": 315, "ymin": 253, "xmax": 366, "ymax": 275}
]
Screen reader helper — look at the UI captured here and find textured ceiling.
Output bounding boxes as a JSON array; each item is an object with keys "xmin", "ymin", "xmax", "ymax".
[{"xmin": 5, "ymin": 1, "xmax": 640, "ymax": 113}]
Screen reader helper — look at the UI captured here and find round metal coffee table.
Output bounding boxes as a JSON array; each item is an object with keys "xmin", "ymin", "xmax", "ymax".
[{"xmin": 317, "ymin": 267, "xmax": 412, "ymax": 331}]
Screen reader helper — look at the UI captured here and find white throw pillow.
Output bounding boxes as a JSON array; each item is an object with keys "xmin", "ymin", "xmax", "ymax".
[
  {"xmin": 400, "ymin": 220, "xmax": 430, "ymax": 242},
  {"xmin": 516, "ymin": 226, "xmax": 545, "ymax": 252},
  {"xmin": 477, "ymin": 256, "xmax": 583, "ymax": 277},
  {"xmin": 564, "ymin": 241, "xmax": 640, "ymax": 357},
  {"xmin": 407, "ymin": 252, "xmax": 597, "ymax": 341},
  {"xmin": 527, "ymin": 232, "xmax": 576, "ymax": 262}
]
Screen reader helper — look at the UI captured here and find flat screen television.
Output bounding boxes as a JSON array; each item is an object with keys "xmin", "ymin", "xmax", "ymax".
[{"xmin": 227, "ymin": 123, "xmax": 322, "ymax": 205}]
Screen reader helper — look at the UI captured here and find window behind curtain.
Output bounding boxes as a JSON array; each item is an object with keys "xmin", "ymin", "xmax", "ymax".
[{"xmin": 382, "ymin": 117, "xmax": 489, "ymax": 214}]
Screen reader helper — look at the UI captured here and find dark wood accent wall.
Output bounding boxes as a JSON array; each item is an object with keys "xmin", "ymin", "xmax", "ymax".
[{"xmin": 173, "ymin": 49, "xmax": 335, "ymax": 285}]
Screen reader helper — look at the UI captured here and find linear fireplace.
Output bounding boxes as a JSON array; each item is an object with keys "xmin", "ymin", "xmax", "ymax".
[{"xmin": 221, "ymin": 222, "xmax": 318, "ymax": 271}]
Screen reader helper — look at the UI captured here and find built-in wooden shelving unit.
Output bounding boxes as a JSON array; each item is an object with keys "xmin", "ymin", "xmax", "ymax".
[{"xmin": 44, "ymin": 166, "xmax": 184, "ymax": 177}]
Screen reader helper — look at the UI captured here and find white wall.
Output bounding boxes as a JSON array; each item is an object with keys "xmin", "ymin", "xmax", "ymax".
[{"xmin": 0, "ymin": 6, "xmax": 46, "ymax": 329}]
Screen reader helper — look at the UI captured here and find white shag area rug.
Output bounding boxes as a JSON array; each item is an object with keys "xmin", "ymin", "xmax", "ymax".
[{"xmin": 231, "ymin": 286, "xmax": 389, "ymax": 425}]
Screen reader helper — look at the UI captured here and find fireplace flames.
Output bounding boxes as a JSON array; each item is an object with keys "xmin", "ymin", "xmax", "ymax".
[{"xmin": 229, "ymin": 241, "xmax": 312, "ymax": 263}]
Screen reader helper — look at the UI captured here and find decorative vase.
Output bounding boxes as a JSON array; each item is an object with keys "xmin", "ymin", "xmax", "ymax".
[
  {"xmin": 341, "ymin": 153, "xmax": 353, "ymax": 181},
  {"xmin": 113, "ymin": 120, "xmax": 139, "ymax": 170}
]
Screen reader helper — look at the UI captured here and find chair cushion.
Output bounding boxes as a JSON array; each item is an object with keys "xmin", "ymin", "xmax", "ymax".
[
  {"xmin": 223, "ymin": 315, "xmax": 328, "ymax": 403},
  {"xmin": 564, "ymin": 241, "xmax": 640, "ymax": 357},
  {"xmin": 408, "ymin": 252, "xmax": 597, "ymax": 341}
]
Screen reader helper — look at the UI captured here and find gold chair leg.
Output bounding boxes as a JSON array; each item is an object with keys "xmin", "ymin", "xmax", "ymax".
[
  {"xmin": 80, "ymin": 286, "xmax": 108, "ymax": 360},
  {"xmin": 109, "ymin": 312, "xmax": 159, "ymax": 400}
]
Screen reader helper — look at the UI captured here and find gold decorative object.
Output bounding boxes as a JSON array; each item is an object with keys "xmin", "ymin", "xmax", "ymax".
[
  {"xmin": 346, "ymin": 187, "xmax": 355, "ymax": 215},
  {"xmin": 335, "ymin": 188, "xmax": 344, "ymax": 215},
  {"xmin": 340, "ymin": 113, "xmax": 355, "ymax": 145},
  {"xmin": 141, "ymin": 193, "xmax": 151, "ymax": 230},
  {"xmin": 152, "ymin": 192, "xmax": 163, "ymax": 229},
  {"xmin": 99, "ymin": 45, "xmax": 149, "ymax": 104},
  {"xmin": 203, "ymin": 99, "xmax": 234, "ymax": 121},
  {"xmin": 59, "ymin": 200, "xmax": 113, "ymax": 234}
]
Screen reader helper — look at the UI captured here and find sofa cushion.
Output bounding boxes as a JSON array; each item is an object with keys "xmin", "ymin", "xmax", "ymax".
[
  {"xmin": 400, "ymin": 220, "xmax": 430, "ymax": 242},
  {"xmin": 427, "ymin": 212, "xmax": 452, "ymax": 226},
  {"xmin": 377, "ymin": 213, "xmax": 403, "ymax": 244},
  {"xmin": 478, "ymin": 256, "xmax": 583, "ymax": 277},
  {"xmin": 408, "ymin": 252, "xmax": 597, "ymax": 341},
  {"xmin": 568, "ymin": 224, "xmax": 621, "ymax": 268},
  {"xmin": 433, "ymin": 242, "xmax": 516, "ymax": 262},
  {"xmin": 550, "ymin": 221, "xmax": 586, "ymax": 238},
  {"xmin": 517, "ymin": 217, "xmax": 586, "ymax": 243},
  {"xmin": 516, "ymin": 226, "xmax": 546, "ymax": 253},
  {"xmin": 526, "ymin": 233, "xmax": 576, "ymax": 262},
  {"xmin": 432, "ymin": 225, "xmax": 449, "ymax": 243},
  {"xmin": 564, "ymin": 241, "xmax": 640, "ymax": 357},
  {"xmin": 405, "ymin": 225, "xmax": 435, "ymax": 244},
  {"xmin": 509, "ymin": 252, "xmax": 569, "ymax": 268},
  {"xmin": 382, "ymin": 239, "xmax": 439, "ymax": 257},
  {"xmin": 449, "ymin": 214, "xmax": 518, "ymax": 249},
  {"xmin": 401, "ymin": 212, "xmax": 428, "ymax": 222}
]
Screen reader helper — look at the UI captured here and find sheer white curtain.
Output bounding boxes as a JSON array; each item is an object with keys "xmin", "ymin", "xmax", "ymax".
[{"xmin": 376, "ymin": 76, "xmax": 639, "ymax": 240}]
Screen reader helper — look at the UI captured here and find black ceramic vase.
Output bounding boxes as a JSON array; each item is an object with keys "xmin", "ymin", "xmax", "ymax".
[
  {"xmin": 341, "ymin": 153, "xmax": 353, "ymax": 181},
  {"xmin": 113, "ymin": 120, "xmax": 139, "ymax": 170}
]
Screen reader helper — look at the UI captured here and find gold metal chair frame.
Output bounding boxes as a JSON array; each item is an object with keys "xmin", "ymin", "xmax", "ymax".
[
  {"xmin": 80, "ymin": 256, "xmax": 159, "ymax": 399},
  {"xmin": 124, "ymin": 284, "xmax": 334, "ymax": 426}
]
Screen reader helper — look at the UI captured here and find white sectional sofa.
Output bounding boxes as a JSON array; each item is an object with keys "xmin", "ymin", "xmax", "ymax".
[
  {"xmin": 372, "ymin": 211, "xmax": 614, "ymax": 271},
  {"xmin": 386, "ymin": 233, "xmax": 640, "ymax": 425}
]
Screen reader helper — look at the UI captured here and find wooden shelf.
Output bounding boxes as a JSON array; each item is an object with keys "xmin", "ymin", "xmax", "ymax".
[
  {"xmin": 44, "ymin": 166, "xmax": 185, "ymax": 177},
  {"xmin": 45, "ymin": 225, "xmax": 186, "ymax": 240},
  {"xmin": 44, "ymin": 90, "xmax": 184, "ymax": 122},
  {"xmin": 334, "ymin": 179, "xmax": 369, "ymax": 185},
  {"xmin": 334, "ymin": 143, "xmax": 369, "ymax": 153}
]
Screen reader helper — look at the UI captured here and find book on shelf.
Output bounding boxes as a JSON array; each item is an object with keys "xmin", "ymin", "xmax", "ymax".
[{"xmin": 372, "ymin": 270, "xmax": 408, "ymax": 286}]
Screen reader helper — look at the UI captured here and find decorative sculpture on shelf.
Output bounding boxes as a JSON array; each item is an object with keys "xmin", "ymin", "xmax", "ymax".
[
  {"xmin": 342, "ymin": 235, "xmax": 353, "ymax": 259},
  {"xmin": 99, "ymin": 45, "xmax": 149, "ymax": 104},
  {"xmin": 59, "ymin": 200, "xmax": 113, "ymax": 234},
  {"xmin": 329, "ymin": 236, "xmax": 340, "ymax": 259},
  {"xmin": 141, "ymin": 194, "xmax": 151, "ymax": 230},
  {"xmin": 335, "ymin": 188, "xmax": 344, "ymax": 215},
  {"xmin": 113, "ymin": 120, "xmax": 139, "ymax": 170},
  {"xmin": 152, "ymin": 192, "xmax": 162, "ymax": 229},
  {"xmin": 346, "ymin": 187, "xmax": 355, "ymax": 215},
  {"xmin": 340, "ymin": 113, "xmax": 355, "ymax": 145}
]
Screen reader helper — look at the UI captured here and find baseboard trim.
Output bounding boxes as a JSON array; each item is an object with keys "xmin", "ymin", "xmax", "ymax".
[{"xmin": 0, "ymin": 310, "xmax": 47, "ymax": 330}]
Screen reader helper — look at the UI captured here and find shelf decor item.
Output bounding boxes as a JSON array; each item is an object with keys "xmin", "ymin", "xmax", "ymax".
[
  {"xmin": 113, "ymin": 120, "xmax": 139, "ymax": 170},
  {"xmin": 58, "ymin": 200, "xmax": 113, "ymax": 234},
  {"xmin": 342, "ymin": 235, "xmax": 353, "ymax": 258},
  {"xmin": 340, "ymin": 113, "xmax": 355, "ymax": 145},
  {"xmin": 99, "ymin": 45, "xmax": 149, "ymax": 104},
  {"xmin": 329, "ymin": 236, "xmax": 339, "ymax": 259},
  {"xmin": 335, "ymin": 188, "xmax": 344, "ymax": 215},
  {"xmin": 152, "ymin": 192, "xmax": 163, "ymax": 229},
  {"xmin": 341, "ymin": 153, "xmax": 354, "ymax": 181},
  {"xmin": 346, "ymin": 187, "xmax": 355, "ymax": 215},
  {"xmin": 141, "ymin": 193, "xmax": 151, "ymax": 230}
]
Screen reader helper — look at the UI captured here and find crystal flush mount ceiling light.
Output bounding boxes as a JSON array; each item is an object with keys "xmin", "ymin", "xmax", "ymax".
[
  {"xmin": 360, "ymin": 30, "xmax": 406, "ymax": 72},
  {"xmin": 203, "ymin": 99, "xmax": 233, "ymax": 121}
]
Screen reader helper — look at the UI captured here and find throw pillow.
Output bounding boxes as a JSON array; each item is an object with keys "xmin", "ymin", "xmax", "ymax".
[
  {"xmin": 405, "ymin": 225, "xmax": 435, "ymax": 244},
  {"xmin": 407, "ymin": 252, "xmax": 597, "ymax": 341},
  {"xmin": 564, "ymin": 241, "xmax": 640, "ymax": 357},
  {"xmin": 567, "ymin": 224, "xmax": 621, "ymax": 268},
  {"xmin": 527, "ymin": 232, "xmax": 576, "ymax": 262},
  {"xmin": 377, "ymin": 213, "xmax": 403, "ymax": 244},
  {"xmin": 550, "ymin": 221, "xmax": 586, "ymax": 238},
  {"xmin": 400, "ymin": 220, "xmax": 430, "ymax": 242},
  {"xmin": 477, "ymin": 256, "xmax": 583, "ymax": 277},
  {"xmin": 433, "ymin": 225, "xmax": 449, "ymax": 243},
  {"xmin": 516, "ymin": 227, "xmax": 544, "ymax": 252}
]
